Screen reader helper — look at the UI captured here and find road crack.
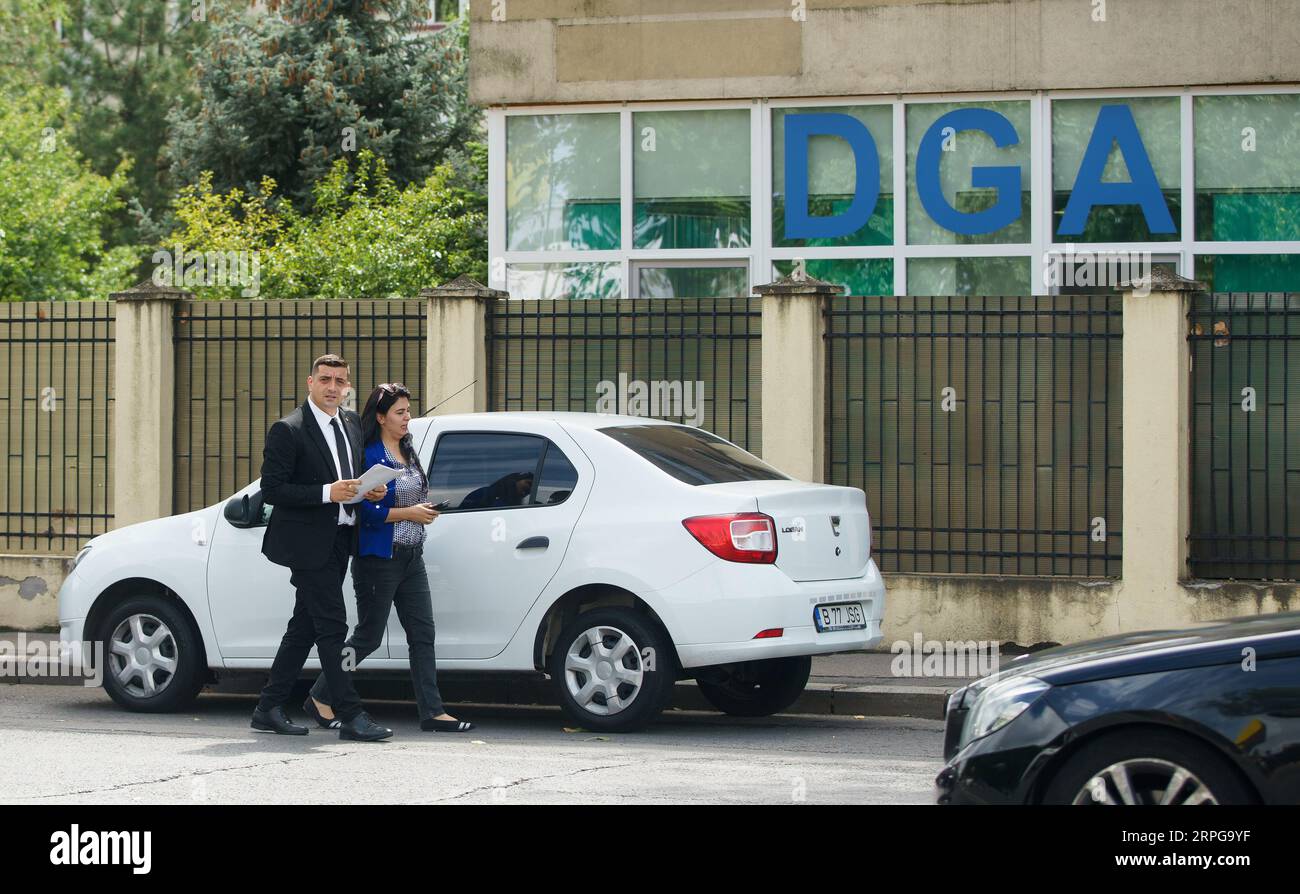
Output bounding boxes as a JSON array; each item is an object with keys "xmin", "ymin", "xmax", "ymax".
[
  {"xmin": 422, "ymin": 761, "xmax": 639, "ymax": 804},
  {"xmin": 16, "ymin": 751, "xmax": 348, "ymax": 801}
]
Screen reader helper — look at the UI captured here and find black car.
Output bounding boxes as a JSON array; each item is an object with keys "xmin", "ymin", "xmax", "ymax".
[{"xmin": 935, "ymin": 612, "xmax": 1300, "ymax": 804}]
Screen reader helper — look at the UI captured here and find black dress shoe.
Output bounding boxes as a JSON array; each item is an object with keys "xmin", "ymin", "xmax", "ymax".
[
  {"xmin": 251, "ymin": 705, "xmax": 308, "ymax": 736},
  {"xmin": 421, "ymin": 717, "xmax": 475, "ymax": 732},
  {"xmin": 339, "ymin": 711, "xmax": 392, "ymax": 742},
  {"xmin": 302, "ymin": 696, "xmax": 341, "ymax": 730}
]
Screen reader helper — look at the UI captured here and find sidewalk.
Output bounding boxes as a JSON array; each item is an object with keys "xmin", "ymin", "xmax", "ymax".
[{"xmin": 1, "ymin": 632, "xmax": 976, "ymax": 719}]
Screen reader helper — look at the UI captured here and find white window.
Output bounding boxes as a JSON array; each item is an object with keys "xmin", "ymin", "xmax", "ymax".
[{"xmin": 488, "ymin": 87, "xmax": 1300, "ymax": 299}]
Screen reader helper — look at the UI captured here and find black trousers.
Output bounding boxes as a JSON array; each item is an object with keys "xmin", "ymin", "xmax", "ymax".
[
  {"xmin": 310, "ymin": 543, "xmax": 445, "ymax": 720},
  {"xmin": 257, "ymin": 525, "xmax": 363, "ymax": 722}
]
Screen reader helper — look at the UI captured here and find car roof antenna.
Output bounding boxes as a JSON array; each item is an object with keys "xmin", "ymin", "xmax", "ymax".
[{"xmin": 414, "ymin": 379, "xmax": 476, "ymax": 459}]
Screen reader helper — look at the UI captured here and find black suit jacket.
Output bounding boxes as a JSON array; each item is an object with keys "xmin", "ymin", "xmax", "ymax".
[{"xmin": 260, "ymin": 400, "xmax": 364, "ymax": 570}]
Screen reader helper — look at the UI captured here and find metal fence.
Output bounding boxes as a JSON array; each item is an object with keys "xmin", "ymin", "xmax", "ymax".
[
  {"xmin": 1189, "ymin": 292, "xmax": 1300, "ymax": 580},
  {"xmin": 825, "ymin": 295, "xmax": 1123, "ymax": 577},
  {"xmin": 0, "ymin": 301, "xmax": 115, "ymax": 553},
  {"xmin": 173, "ymin": 299, "xmax": 426, "ymax": 513},
  {"xmin": 488, "ymin": 298, "xmax": 762, "ymax": 451}
]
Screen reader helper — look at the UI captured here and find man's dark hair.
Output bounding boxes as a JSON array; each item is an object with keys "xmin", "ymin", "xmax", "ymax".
[{"xmin": 311, "ymin": 354, "xmax": 349, "ymax": 376}]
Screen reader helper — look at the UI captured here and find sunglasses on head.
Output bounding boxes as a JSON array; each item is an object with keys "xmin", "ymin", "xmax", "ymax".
[{"xmin": 377, "ymin": 382, "xmax": 411, "ymax": 397}]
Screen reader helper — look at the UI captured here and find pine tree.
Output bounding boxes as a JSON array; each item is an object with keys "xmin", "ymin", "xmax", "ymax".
[
  {"xmin": 165, "ymin": 0, "xmax": 477, "ymax": 211},
  {"xmin": 57, "ymin": 0, "xmax": 207, "ymax": 248}
]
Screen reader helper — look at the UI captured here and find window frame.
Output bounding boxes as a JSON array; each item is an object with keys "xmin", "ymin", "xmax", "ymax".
[
  {"xmin": 532, "ymin": 439, "xmax": 580, "ymax": 507},
  {"xmin": 598, "ymin": 422, "xmax": 788, "ymax": 486},
  {"xmin": 423, "ymin": 430, "xmax": 580, "ymax": 514},
  {"xmin": 488, "ymin": 85, "xmax": 1300, "ymax": 299}
]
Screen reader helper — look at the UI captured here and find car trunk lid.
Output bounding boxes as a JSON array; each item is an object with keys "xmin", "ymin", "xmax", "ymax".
[{"xmin": 697, "ymin": 481, "xmax": 871, "ymax": 581}]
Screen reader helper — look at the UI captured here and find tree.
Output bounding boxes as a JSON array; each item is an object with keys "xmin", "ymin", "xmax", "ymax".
[
  {"xmin": 0, "ymin": 85, "xmax": 139, "ymax": 301},
  {"xmin": 165, "ymin": 0, "xmax": 477, "ymax": 212},
  {"xmin": 0, "ymin": 0, "xmax": 63, "ymax": 84},
  {"xmin": 285, "ymin": 148, "xmax": 486, "ymax": 298},
  {"xmin": 164, "ymin": 148, "xmax": 486, "ymax": 299},
  {"xmin": 0, "ymin": 0, "xmax": 137, "ymax": 301},
  {"xmin": 56, "ymin": 0, "xmax": 208, "ymax": 249}
]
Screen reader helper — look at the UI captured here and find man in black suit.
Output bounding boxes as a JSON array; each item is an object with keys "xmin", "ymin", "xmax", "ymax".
[{"xmin": 250, "ymin": 354, "xmax": 393, "ymax": 741}]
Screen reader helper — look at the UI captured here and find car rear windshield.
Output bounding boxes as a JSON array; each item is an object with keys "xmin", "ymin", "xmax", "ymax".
[{"xmin": 599, "ymin": 425, "xmax": 788, "ymax": 485}]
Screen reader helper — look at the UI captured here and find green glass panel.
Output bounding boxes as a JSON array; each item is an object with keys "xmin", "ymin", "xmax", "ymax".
[
  {"xmin": 633, "ymin": 110, "xmax": 751, "ymax": 249},
  {"xmin": 506, "ymin": 263, "xmax": 622, "ymax": 300},
  {"xmin": 507, "ymin": 114, "xmax": 620, "ymax": 251},
  {"xmin": 1195, "ymin": 94, "xmax": 1300, "ymax": 242},
  {"xmin": 907, "ymin": 257, "xmax": 1033, "ymax": 296},
  {"xmin": 561, "ymin": 201, "xmax": 620, "ymax": 251},
  {"xmin": 1197, "ymin": 254, "xmax": 1300, "ymax": 292},
  {"xmin": 636, "ymin": 266, "xmax": 748, "ymax": 299},
  {"xmin": 633, "ymin": 200, "xmax": 751, "ymax": 251}
]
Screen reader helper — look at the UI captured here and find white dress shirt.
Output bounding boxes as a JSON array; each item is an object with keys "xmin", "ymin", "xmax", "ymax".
[{"xmin": 307, "ymin": 397, "xmax": 357, "ymax": 527}]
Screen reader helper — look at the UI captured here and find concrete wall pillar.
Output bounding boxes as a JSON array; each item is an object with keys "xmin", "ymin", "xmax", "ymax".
[
  {"xmin": 109, "ymin": 281, "xmax": 189, "ymax": 529},
  {"xmin": 753, "ymin": 275, "xmax": 842, "ymax": 482},
  {"xmin": 420, "ymin": 275, "xmax": 505, "ymax": 415},
  {"xmin": 1118, "ymin": 269, "xmax": 1204, "ymax": 630}
]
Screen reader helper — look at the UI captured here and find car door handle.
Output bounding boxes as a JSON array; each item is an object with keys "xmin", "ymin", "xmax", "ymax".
[{"xmin": 516, "ymin": 536, "xmax": 549, "ymax": 550}]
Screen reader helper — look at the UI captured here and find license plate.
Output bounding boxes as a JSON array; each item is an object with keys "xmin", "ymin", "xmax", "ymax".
[{"xmin": 813, "ymin": 602, "xmax": 867, "ymax": 633}]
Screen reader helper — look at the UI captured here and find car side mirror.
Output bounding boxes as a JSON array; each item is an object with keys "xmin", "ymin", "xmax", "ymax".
[{"xmin": 224, "ymin": 490, "xmax": 268, "ymax": 528}]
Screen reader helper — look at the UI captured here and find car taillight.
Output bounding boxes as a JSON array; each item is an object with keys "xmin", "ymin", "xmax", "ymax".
[{"xmin": 681, "ymin": 513, "xmax": 777, "ymax": 564}]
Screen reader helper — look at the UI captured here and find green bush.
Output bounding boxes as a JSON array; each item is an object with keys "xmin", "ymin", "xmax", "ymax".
[
  {"xmin": 0, "ymin": 84, "xmax": 137, "ymax": 301},
  {"xmin": 162, "ymin": 149, "xmax": 487, "ymax": 299}
]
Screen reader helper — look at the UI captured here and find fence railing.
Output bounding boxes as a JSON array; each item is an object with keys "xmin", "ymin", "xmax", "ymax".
[
  {"xmin": 172, "ymin": 299, "xmax": 426, "ymax": 513},
  {"xmin": 0, "ymin": 301, "xmax": 115, "ymax": 552},
  {"xmin": 825, "ymin": 294, "xmax": 1123, "ymax": 577},
  {"xmin": 1189, "ymin": 292, "xmax": 1300, "ymax": 580},
  {"xmin": 487, "ymin": 298, "xmax": 762, "ymax": 452},
  {"xmin": 25, "ymin": 290, "xmax": 1283, "ymax": 589}
]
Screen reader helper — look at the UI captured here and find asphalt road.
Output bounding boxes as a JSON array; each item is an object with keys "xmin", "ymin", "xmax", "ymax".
[{"xmin": 0, "ymin": 685, "xmax": 945, "ymax": 805}]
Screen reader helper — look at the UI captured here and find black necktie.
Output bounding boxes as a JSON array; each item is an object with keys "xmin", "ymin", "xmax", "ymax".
[{"xmin": 330, "ymin": 417, "xmax": 355, "ymax": 517}]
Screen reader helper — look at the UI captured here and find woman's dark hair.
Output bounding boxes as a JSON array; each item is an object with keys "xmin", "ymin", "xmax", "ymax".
[{"xmin": 359, "ymin": 383, "xmax": 426, "ymax": 485}]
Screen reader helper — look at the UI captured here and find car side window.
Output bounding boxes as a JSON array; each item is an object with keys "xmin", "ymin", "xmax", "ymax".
[
  {"xmin": 428, "ymin": 432, "xmax": 546, "ymax": 512},
  {"xmin": 533, "ymin": 442, "xmax": 578, "ymax": 506}
]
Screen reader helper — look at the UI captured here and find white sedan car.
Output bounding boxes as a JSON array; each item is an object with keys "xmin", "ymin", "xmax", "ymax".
[{"xmin": 59, "ymin": 413, "xmax": 885, "ymax": 732}]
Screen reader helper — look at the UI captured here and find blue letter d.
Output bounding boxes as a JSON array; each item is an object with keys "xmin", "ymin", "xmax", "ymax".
[{"xmin": 784, "ymin": 113, "xmax": 880, "ymax": 241}]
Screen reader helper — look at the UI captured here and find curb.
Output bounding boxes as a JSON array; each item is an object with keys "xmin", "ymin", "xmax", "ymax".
[{"xmin": 4, "ymin": 663, "xmax": 953, "ymax": 720}]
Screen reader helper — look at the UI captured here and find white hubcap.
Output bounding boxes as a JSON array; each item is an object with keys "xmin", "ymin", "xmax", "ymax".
[
  {"xmin": 564, "ymin": 625, "xmax": 644, "ymax": 716},
  {"xmin": 108, "ymin": 613, "xmax": 178, "ymax": 698}
]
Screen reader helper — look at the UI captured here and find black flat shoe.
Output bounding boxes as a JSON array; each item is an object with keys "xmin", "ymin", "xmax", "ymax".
[
  {"xmin": 421, "ymin": 717, "xmax": 475, "ymax": 732},
  {"xmin": 251, "ymin": 705, "xmax": 308, "ymax": 736},
  {"xmin": 339, "ymin": 711, "xmax": 393, "ymax": 742},
  {"xmin": 302, "ymin": 697, "xmax": 341, "ymax": 730}
]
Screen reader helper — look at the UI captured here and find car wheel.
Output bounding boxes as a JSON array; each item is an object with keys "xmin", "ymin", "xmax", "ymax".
[
  {"xmin": 100, "ymin": 596, "xmax": 205, "ymax": 713},
  {"xmin": 696, "ymin": 656, "xmax": 811, "ymax": 717},
  {"xmin": 1042, "ymin": 729, "xmax": 1256, "ymax": 805},
  {"xmin": 548, "ymin": 607, "xmax": 673, "ymax": 733}
]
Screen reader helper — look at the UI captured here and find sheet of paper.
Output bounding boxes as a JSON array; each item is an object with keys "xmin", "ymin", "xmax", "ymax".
[{"xmin": 344, "ymin": 464, "xmax": 403, "ymax": 504}]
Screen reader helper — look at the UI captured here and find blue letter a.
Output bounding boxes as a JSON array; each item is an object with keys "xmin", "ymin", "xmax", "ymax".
[
  {"xmin": 784, "ymin": 113, "xmax": 880, "ymax": 241},
  {"xmin": 1058, "ymin": 104, "xmax": 1176, "ymax": 236}
]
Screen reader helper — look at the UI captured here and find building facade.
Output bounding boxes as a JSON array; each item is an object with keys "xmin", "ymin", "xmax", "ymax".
[
  {"xmin": 472, "ymin": 0, "xmax": 1300, "ymax": 300},
  {"xmin": 460, "ymin": 1, "xmax": 1300, "ymax": 645}
]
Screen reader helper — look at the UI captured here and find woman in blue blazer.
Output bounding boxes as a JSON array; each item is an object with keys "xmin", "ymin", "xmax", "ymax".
[{"xmin": 302, "ymin": 382, "xmax": 473, "ymax": 733}]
